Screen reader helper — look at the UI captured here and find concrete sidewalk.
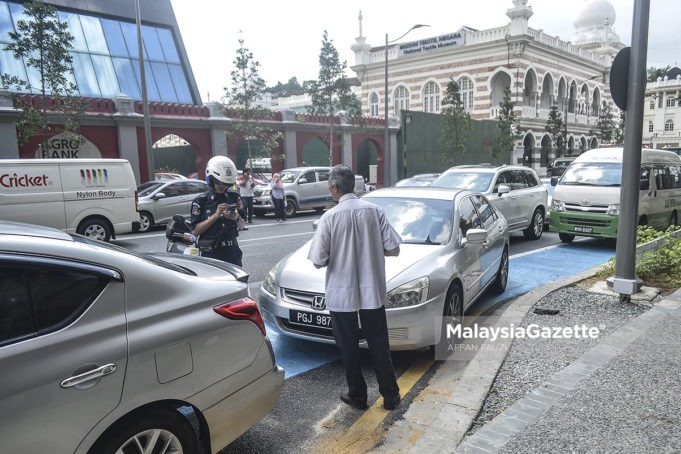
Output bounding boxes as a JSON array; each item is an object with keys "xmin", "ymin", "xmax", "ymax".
[{"xmin": 373, "ymin": 267, "xmax": 681, "ymax": 453}]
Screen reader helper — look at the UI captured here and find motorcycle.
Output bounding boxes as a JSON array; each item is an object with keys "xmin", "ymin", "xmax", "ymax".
[{"xmin": 165, "ymin": 214, "xmax": 200, "ymax": 255}]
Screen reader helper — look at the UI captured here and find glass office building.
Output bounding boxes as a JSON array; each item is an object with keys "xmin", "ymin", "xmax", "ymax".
[{"xmin": 0, "ymin": 0, "xmax": 198, "ymax": 104}]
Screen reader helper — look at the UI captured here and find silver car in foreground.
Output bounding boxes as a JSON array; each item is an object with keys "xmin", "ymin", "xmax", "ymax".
[
  {"xmin": 0, "ymin": 221, "xmax": 283, "ymax": 454},
  {"xmin": 259, "ymin": 187, "xmax": 509, "ymax": 350}
]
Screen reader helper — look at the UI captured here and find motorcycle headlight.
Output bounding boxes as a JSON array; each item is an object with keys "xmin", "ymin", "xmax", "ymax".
[
  {"xmin": 386, "ymin": 276, "xmax": 429, "ymax": 308},
  {"xmin": 262, "ymin": 268, "xmax": 278, "ymax": 296},
  {"xmin": 552, "ymin": 199, "xmax": 566, "ymax": 212},
  {"xmin": 606, "ymin": 204, "xmax": 620, "ymax": 215}
]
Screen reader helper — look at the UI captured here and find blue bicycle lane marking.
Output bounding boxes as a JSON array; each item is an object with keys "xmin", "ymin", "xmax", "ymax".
[{"xmin": 267, "ymin": 240, "xmax": 616, "ymax": 379}]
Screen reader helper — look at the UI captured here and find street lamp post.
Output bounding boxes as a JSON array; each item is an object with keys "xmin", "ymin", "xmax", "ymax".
[{"xmin": 384, "ymin": 24, "xmax": 429, "ymax": 187}]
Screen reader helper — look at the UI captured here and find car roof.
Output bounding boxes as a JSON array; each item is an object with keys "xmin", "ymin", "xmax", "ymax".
[
  {"xmin": 364, "ymin": 186, "xmax": 474, "ymax": 201},
  {"xmin": 0, "ymin": 221, "xmax": 73, "ymax": 241},
  {"xmin": 282, "ymin": 167, "xmax": 330, "ymax": 172},
  {"xmin": 441, "ymin": 164, "xmax": 536, "ymax": 174}
]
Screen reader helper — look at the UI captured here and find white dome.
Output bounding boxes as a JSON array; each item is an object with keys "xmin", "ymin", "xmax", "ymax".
[
  {"xmin": 574, "ymin": 0, "xmax": 616, "ymax": 29},
  {"xmin": 571, "ymin": 0, "xmax": 620, "ymax": 47}
]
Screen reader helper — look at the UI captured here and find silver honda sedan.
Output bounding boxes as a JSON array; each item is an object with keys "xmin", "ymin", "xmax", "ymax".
[
  {"xmin": 0, "ymin": 221, "xmax": 283, "ymax": 454},
  {"xmin": 259, "ymin": 187, "xmax": 510, "ymax": 350}
]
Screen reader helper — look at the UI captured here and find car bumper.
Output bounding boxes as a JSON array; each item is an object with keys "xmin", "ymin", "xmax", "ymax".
[
  {"xmin": 259, "ymin": 286, "xmax": 446, "ymax": 351},
  {"xmin": 253, "ymin": 197, "xmax": 273, "ymax": 212},
  {"xmin": 549, "ymin": 211, "xmax": 618, "ymax": 238}
]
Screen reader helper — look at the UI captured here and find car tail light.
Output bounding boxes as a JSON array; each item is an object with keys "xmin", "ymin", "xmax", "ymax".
[
  {"xmin": 134, "ymin": 190, "xmax": 139, "ymax": 211},
  {"xmin": 214, "ymin": 297, "xmax": 266, "ymax": 336}
]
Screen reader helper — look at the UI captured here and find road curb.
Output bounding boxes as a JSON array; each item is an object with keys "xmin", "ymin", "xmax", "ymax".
[{"xmin": 372, "ymin": 265, "xmax": 604, "ymax": 453}]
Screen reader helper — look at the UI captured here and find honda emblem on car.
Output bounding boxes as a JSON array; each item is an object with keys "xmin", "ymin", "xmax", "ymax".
[{"xmin": 311, "ymin": 295, "xmax": 326, "ymax": 310}]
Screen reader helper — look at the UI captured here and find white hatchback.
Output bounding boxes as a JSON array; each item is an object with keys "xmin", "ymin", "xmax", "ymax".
[{"xmin": 430, "ymin": 165, "xmax": 548, "ymax": 240}]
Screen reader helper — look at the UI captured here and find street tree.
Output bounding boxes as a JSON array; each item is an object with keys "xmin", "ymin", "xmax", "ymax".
[
  {"xmin": 647, "ymin": 65, "xmax": 671, "ymax": 82},
  {"xmin": 307, "ymin": 30, "xmax": 362, "ymax": 166},
  {"xmin": 493, "ymin": 87, "xmax": 521, "ymax": 160},
  {"xmin": 1, "ymin": 0, "xmax": 86, "ymax": 152},
  {"xmin": 544, "ymin": 101, "xmax": 565, "ymax": 157},
  {"xmin": 440, "ymin": 79, "xmax": 470, "ymax": 164},
  {"xmin": 590, "ymin": 102, "xmax": 616, "ymax": 144},
  {"xmin": 614, "ymin": 109, "xmax": 625, "ymax": 145},
  {"xmin": 224, "ymin": 38, "xmax": 282, "ymax": 167}
]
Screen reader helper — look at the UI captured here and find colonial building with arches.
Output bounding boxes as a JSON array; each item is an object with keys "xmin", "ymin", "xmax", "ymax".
[{"xmin": 350, "ymin": 0, "xmax": 624, "ymax": 177}]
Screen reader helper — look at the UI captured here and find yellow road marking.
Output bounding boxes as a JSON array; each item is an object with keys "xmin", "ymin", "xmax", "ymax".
[{"xmin": 317, "ymin": 354, "xmax": 434, "ymax": 453}]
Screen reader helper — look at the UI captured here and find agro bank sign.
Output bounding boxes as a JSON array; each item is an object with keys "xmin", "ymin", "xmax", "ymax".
[
  {"xmin": 34, "ymin": 132, "xmax": 102, "ymax": 159},
  {"xmin": 399, "ymin": 30, "xmax": 465, "ymax": 56}
]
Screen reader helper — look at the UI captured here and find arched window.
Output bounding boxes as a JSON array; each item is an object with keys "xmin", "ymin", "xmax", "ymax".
[
  {"xmin": 457, "ymin": 77, "xmax": 474, "ymax": 110},
  {"xmin": 665, "ymin": 119, "xmax": 674, "ymax": 132},
  {"xmin": 393, "ymin": 86, "xmax": 409, "ymax": 117},
  {"xmin": 423, "ymin": 81, "xmax": 440, "ymax": 113},
  {"xmin": 369, "ymin": 92, "xmax": 379, "ymax": 117}
]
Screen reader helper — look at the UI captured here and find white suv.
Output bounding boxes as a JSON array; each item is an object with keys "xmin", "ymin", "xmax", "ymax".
[{"xmin": 430, "ymin": 165, "xmax": 548, "ymax": 239}]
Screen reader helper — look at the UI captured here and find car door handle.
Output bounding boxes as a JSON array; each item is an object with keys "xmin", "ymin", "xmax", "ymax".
[{"xmin": 60, "ymin": 363, "xmax": 117, "ymax": 388}]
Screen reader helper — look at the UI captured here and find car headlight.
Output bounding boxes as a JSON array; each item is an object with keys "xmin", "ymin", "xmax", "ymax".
[
  {"xmin": 606, "ymin": 204, "xmax": 620, "ymax": 215},
  {"xmin": 386, "ymin": 276, "xmax": 429, "ymax": 308},
  {"xmin": 261, "ymin": 189, "xmax": 271, "ymax": 197},
  {"xmin": 552, "ymin": 199, "xmax": 565, "ymax": 212},
  {"xmin": 262, "ymin": 268, "xmax": 277, "ymax": 295}
]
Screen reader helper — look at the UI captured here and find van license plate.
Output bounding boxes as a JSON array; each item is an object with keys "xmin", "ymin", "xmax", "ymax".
[
  {"xmin": 289, "ymin": 310, "xmax": 332, "ymax": 328},
  {"xmin": 574, "ymin": 226, "xmax": 593, "ymax": 233}
]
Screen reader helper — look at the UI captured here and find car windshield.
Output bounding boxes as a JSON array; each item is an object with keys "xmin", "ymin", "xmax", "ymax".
[
  {"xmin": 138, "ymin": 181, "xmax": 165, "ymax": 196},
  {"xmin": 279, "ymin": 171, "xmax": 299, "ymax": 183},
  {"xmin": 365, "ymin": 197, "xmax": 453, "ymax": 245},
  {"xmin": 560, "ymin": 162, "xmax": 621, "ymax": 186},
  {"xmin": 430, "ymin": 172, "xmax": 493, "ymax": 192}
]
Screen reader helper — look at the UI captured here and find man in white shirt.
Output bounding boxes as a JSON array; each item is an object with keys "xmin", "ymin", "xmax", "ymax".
[{"xmin": 308, "ymin": 165, "xmax": 402, "ymax": 411}]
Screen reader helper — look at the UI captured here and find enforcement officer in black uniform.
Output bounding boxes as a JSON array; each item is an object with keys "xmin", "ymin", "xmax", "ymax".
[{"xmin": 190, "ymin": 155, "xmax": 244, "ymax": 267}]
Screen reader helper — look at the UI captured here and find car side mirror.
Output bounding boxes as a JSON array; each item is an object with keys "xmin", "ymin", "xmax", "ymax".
[
  {"xmin": 312, "ymin": 220, "xmax": 318, "ymax": 231},
  {"xmin": 550, "ymin": 176, "xmax": 558, "ymax": 186},
  {"xmin": 640, "ymin": 179, "xmax": 649, "ymax": 190},
  {"xmin": 465, "ymin": 228, "xmax": 487, "ymax": 244},
  {"xmin": 298, "ymin": 178, "xmax": 307, "ymax": 184},
  {"xmin": 497, "ymin": 184, "xmax": 510, "ymax": 196},
  {"xmin": 154, "ymin": 192, "xmax": 166, "ymax": 199}
]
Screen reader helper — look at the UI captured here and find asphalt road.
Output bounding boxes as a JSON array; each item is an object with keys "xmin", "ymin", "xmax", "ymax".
[{"xmin": 113, "ymin": 211, "xmax": 615, "ymax": 453}]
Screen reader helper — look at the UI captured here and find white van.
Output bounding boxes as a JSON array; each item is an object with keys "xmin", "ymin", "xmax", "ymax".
[
  {"xmin": 0, "ymin": 158, "xmax": 140, "ymax": 241},
  {"xmin": 549, "ymin": 147, "xmax": 681, "ymax": 242}
]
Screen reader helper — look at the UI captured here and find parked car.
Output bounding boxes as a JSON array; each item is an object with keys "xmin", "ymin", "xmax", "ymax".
[
  {"xmin": 155, "ymin": 172, "xmax": 188, "ymax": 181},
  {"xmin": 137, "ymin": 179, "xmax": 209, "ymax": 232},
  {"xmin": 546, "ymin": 157, "xmax": 575, "ymax": 177},
  {"xmin": 259, "ymin": 187, "xmax": 509, "ymax": 350},
  {"xmin": 541, "ymin": 177, "xmax": 554, "ymax": 225},
  {"xmin": 252, "ymin": 166, "xmax": 364, "ymax": 217},
  {"xmin": 0, "ymin": 221, "xmax": 283, "ymax": 454},
  {"xmin": 430, "ymin": 164, "xmax": 548, "ymax": 240},
  {"xmin": 394, "ymin": 173, "xmax": 441, "ymax": 187}
]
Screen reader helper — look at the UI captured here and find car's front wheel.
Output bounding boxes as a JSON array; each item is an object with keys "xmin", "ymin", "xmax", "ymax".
[
  {"xmin": 285, "ymin": 198, "xmax": 298, "ymax": 217},
  {"xmin": 139, "ymin": 211, "xmax": 153, "ymax": 233},
  {"xmin": 523, "ymin": 208, "xmax": 544, "ymax": 240},
  {"xmin": 559, "ymin": 232, "xmax": 575, "ymax": 243},
  {"xmin": 89, "ymin": 409, "xmax": 200, "ymax": 454}
]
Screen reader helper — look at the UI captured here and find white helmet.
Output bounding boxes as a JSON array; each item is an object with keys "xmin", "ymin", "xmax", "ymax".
[{"xmin": 205, "ymin": 155, "xmax": 237, "ymax": 185}]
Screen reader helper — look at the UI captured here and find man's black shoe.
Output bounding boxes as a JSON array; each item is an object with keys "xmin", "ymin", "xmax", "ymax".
[
  {"xmin": 340, "ymin": 393, "xmax": 367, "ymax": 410},
  {"xmin": 383, "ymin": 393, "xmax": 401, "ymax": 410}
]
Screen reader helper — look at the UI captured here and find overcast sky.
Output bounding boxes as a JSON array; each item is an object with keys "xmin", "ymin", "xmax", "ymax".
[{"xmin": 169, "ymin": 0, "xmax": 680, "ymax": 103}]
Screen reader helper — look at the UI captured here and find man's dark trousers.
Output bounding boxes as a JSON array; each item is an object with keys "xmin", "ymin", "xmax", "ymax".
[{"xmin": 330, "ymin": 306, "xmax": 399, "ymax": 402}]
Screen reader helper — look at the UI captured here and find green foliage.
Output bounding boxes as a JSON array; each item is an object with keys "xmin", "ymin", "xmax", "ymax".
[
  {"xmin": 614, "ymin": 110, "xmax": 625, "ymax": 145},
  {"xmin": 597, "ymin": 225, "xmax": 681, "ymax": 287},
  {"xmin": 307, "ymin": 31, "xmax": 363, "ymax": 165},
  {"xmin": 544, "ymin": 101, "xmax": 565, "ymax": 156},
  {"xmin": 647, "ymin": 66, "xmax": 672, "ymax": 83},
  {"xmin": 1, "ymin": 0, "xmax": 86, "ymax": 149},
  {"xmin": 440, "ymin": 79, "xmax": 471, "ymax": 164},
  {"xmin": 265, "ymin": 77, "xmax": 308, "ymax": 97},
  {"xmin": 224, "ymin": 38, "xmax": 282, "ymax": 164},
  {"xmin": 492, "ymin": 87, "xmax": 521, "ymax": 159},
  {"xmin": 589, "ymin": 102, "xmax": 616, "ymax": 144}
]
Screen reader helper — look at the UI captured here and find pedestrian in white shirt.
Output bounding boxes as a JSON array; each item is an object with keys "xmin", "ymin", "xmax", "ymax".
[{"xmin": 308, "ymin": 165, "xmax": 402, "ymax": 411}]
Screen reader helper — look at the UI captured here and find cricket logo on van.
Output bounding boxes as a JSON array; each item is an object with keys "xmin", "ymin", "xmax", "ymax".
[
  {"xmin": 80, "ymin": 168, "xmax": 110, "ymax": 187},
  {"xmin": 0, "ymin": 172, "xmax": 51, "ymax": 188}
]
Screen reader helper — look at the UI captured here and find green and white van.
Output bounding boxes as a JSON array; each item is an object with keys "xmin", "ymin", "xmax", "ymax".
[{"xmin": 549, "ymin": 147, "xmax": 681, "ymax": 243}]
